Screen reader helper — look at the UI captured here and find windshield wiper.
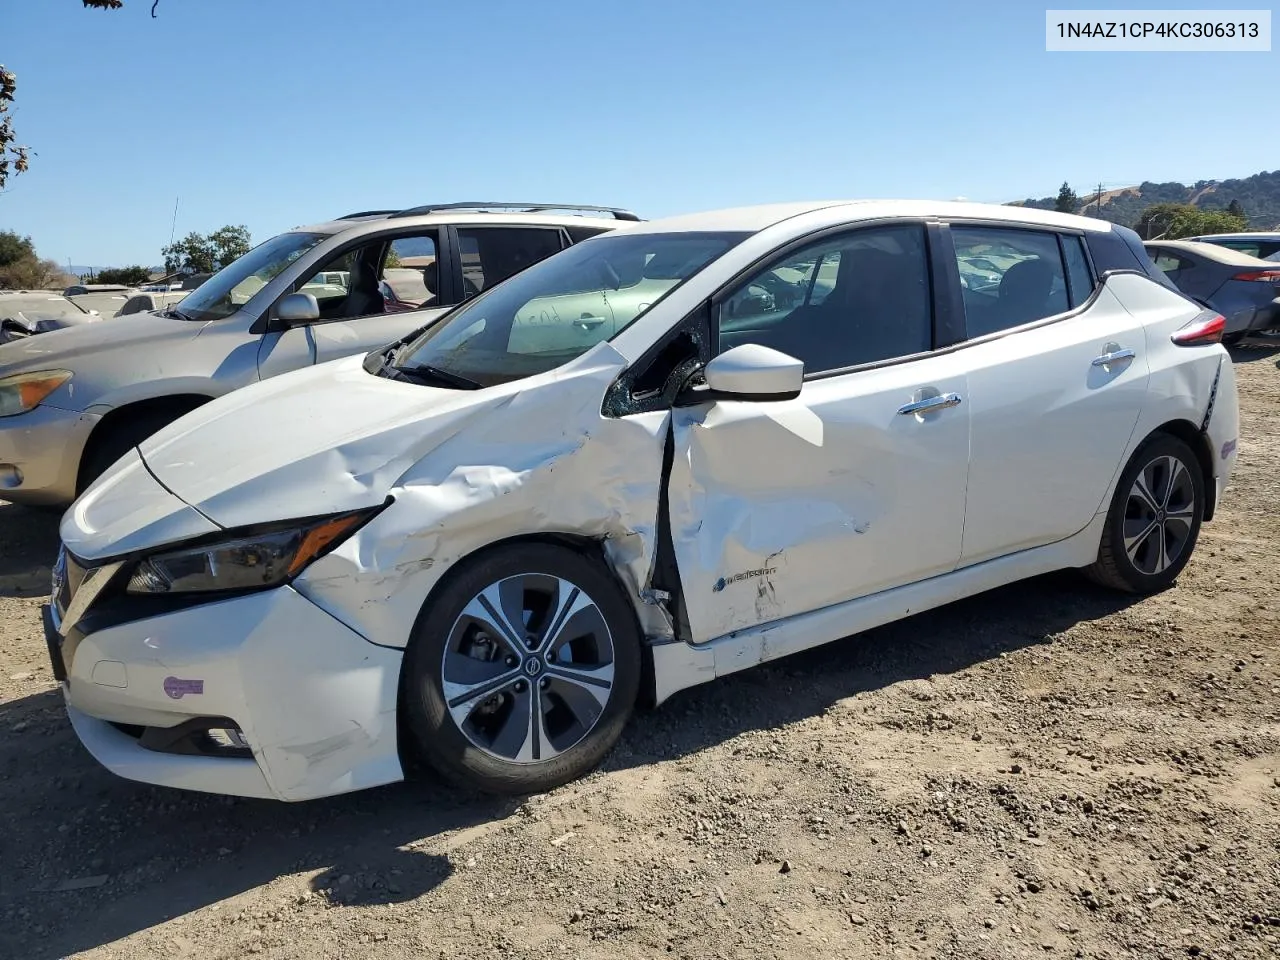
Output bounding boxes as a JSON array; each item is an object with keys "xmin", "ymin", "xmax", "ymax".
[
  {"xmin": 395, "ymin": 362, "xmax": 483, "ymax": 390},
  {"xmin": 375, "ymin": 346, "xmax": 481, "ymax": 390},
  {"xmin": 164, "ymin": 306, "xmax": 195, "ymax": 321}
]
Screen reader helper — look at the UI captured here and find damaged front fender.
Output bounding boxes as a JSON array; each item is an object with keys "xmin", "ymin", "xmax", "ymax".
[{"xmin": 293, "ymin": 344, "xmax": 676, "ymax": 652}]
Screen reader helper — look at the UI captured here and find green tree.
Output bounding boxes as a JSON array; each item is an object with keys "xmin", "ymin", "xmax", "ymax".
[
  {"xmin": 1227, "ymin": 198, "xmax": 1246, "ymax": 221},
  {"xmin": 1136, "ymin": 203, "xmax": 1247, "ymax": 240},
  {"xmin": 0, "ymin": 255, "xmax": 69, "ymax": 290},
  {"xmin": 162, "ymin": 225, "xmax": 252, "ymax": 274},
  {"xmin": 95, "ymin": 265, "xmax": 152, "ymax": 285},
  {"xmin": 0, "ymin": 229, "xmax": 69, "ymax": 289},
  {"xmin": 0, "ymin": 230, "xmax": 37, "ymax": 268},
  {"xmin": 1054, "ymin": 182, "xmax": 1079, "ymax": 214}
]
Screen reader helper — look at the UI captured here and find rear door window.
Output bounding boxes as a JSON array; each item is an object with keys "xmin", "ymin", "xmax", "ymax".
[
  {"xmin": 1151, "ymin": 249, "xmax": 1195, "ymax": 283},
  {"xmin": 457, "ymin": 228, "xmax": 566, "ymax": 299},
  {"xmin": 950, "ymin": 227, "xmax": 1070, "ymax": 338}
]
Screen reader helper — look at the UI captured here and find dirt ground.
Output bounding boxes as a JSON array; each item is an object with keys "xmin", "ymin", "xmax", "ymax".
[{"xmin": 1, "ymin": 348, "xmax": 1277, "ymax": 960}]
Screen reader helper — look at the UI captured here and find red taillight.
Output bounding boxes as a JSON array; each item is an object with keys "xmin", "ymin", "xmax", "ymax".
[
  {"xmin": 1171, "ymin": 312, "xmax": 1226, "ymax": 346},
  {"xmin": 1232, "ymin": 269, "xmax": 1280, "ymax": 282}
]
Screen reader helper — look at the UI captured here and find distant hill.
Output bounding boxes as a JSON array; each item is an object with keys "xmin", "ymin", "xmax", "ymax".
[{"xmin": 1011, "ymin": 170, "xmax": 1280, "ymax": 230}]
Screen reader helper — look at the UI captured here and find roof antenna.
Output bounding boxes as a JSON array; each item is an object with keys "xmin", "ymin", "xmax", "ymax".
[{"xmin": 168, "ymin": 195, "xmax": 179, "ymax": 247}]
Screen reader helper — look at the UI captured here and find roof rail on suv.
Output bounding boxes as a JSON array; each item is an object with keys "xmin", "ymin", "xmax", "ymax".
[
  {"xmin": 335, "ymin": 209, "xmax": 402, "ymax": 220},
  {"xmin": 388, "ymin": 202, "xmax": 642, "ymax": 221}
]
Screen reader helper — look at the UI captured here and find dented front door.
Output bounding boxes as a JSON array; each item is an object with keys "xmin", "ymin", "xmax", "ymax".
[{"xmin": 666, "ymin": 354, "xmax": 972, "ymax": 645}]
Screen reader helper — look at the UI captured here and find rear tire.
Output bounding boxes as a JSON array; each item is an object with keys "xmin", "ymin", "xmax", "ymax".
[
  {"xmin": 401, "ymin": 542, "xmax": 641, "ymax": 795},
  {"xmin": 1085, "ymin": 434, "xmax": 1204, "ymax": 593}
]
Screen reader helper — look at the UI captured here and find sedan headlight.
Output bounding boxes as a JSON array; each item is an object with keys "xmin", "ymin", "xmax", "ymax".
[
  {"xmin": 126, "ymin": 510, "xmax": 377, "ymax": 595},
  {"xmin": 0, "ymin": 370, "xmax": 73, "ymax": 418}
]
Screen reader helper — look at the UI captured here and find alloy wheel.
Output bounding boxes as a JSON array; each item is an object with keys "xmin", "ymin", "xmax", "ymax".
[
  {"xmin": 1123, "ymin": 454, "xmax": 1197, "ymax": 575},
  {"xmin": 440, "ymin": 574, "xmax": 615, "ymax": 764}
]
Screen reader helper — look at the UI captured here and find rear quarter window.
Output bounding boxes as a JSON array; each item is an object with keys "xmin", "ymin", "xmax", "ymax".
[
  {"xmin": 566, "ymin": 225, "xmax": 614, "ymax": 243},
  {"xmin": 1087, "ymin": 227, "xmax": 1181, "ymax": 293}
]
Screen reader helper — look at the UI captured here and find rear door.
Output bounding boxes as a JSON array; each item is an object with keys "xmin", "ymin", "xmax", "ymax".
[
  {"xmin": 947, "ymin": 224, "xmax": 1150, "ymax": 566},
  {"xmin": 665, "ymin": 222, "xmax": 972, "ymax": 644}
]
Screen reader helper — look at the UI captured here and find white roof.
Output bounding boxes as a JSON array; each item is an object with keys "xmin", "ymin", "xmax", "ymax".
[
  {"xmin": 625, "ymin": 200, "xmax": 1116, "ymax": 235},
  {"xmin": 1191, "ymin": 231, "xmax": 1280, "ymax": 240},
  {"xmin": 293, "ymin": 212, "xmax": 627, "ymax": 235}
]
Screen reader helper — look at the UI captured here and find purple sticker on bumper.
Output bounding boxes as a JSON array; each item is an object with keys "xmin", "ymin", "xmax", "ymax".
[
  {"xmin": 1221, "ymin": 438, "xmax": 1237, "ymax": 460},
  {"xmin": 163, "ymin": 676, "xmax": 204, "ymax": 700}
]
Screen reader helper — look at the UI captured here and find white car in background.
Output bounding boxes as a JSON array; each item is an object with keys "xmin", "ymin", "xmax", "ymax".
[{"xmin": 46, "ymin": 200, "xmax": 1238, "ymax": 802}]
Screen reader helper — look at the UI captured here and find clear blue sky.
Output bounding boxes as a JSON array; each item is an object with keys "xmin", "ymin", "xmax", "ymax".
[{"xmin": 2, "ymin": 0, "xmax": 1276, "ymax": 267}]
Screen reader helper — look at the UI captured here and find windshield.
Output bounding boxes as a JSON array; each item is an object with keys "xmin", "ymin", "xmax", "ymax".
[
  {"xmin": 394, "ymin": 231, "xmax": 746, "ymax": 387},
  {"xmin": 172, "ymin": 231, "xmax": 328, "ymax": 321}
]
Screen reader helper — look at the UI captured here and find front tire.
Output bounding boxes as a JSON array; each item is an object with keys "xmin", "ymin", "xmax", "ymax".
[
  {"xmin": 1085, "ymin": 434, "xmax": 1204, "ymax": 593},
  {"xmin": 401, "ymin": 542, "xmax": 641, "ymax": 795}
]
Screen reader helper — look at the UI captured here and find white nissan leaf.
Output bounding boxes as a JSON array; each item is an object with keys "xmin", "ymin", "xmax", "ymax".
[{"xmin": 46, "ymin": 201, "xmax": 1240, "ymax": 801}]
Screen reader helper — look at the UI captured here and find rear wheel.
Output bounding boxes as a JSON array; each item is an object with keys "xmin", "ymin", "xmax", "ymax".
[
  {"xmin": 1085, "ymin": 434, "xmax": 1204, "ymax": 593},
  {"xmin": 401, "ymin": 543, "xmax": 641, "ymax": 795}
]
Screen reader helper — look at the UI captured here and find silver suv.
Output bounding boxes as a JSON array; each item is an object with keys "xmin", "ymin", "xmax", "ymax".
[{"xmin": 0, "ymin": 202, "xmax": 638, "ymax": 505}]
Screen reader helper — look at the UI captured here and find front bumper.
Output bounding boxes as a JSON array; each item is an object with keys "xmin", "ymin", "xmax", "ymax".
[
  {"xmin": 48, "ymin": 585, "xmax": 406, "ymax": 801},
  {"xmin": 0, "ymin": 403, "xmax": 98, "ymax": 506}
]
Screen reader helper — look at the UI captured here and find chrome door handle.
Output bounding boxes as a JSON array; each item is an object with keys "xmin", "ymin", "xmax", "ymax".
[
  {"xmin": 1092, "ymin": 348, "xmax": 1135, "ymax": 367},
  {"xmin": 897, "ymin": 392, "xmax": 963, "ymax": 416}
]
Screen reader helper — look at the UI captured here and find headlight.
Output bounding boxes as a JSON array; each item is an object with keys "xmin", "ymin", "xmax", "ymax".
[
  {"xmin": 0, "ymin": 370, "xmax": 73, "ymax": 418},
  {"xmin": 126, "ymin": 510, "xmax": 376, "ymax": 595}
]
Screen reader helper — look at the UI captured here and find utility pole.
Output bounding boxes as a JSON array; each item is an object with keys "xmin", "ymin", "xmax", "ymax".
[{"xmin": 1094, "ymin": 181, "xmax": 1104, "ymax": 214}]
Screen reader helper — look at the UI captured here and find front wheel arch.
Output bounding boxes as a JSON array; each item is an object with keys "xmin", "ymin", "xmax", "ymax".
[
  {"xmin": 394, "ymin": 533, "xmax": 649, "ymax": 787},
  {"xmin": 76, "ymin": 394, "xmax": 213, "ymax": 493}
]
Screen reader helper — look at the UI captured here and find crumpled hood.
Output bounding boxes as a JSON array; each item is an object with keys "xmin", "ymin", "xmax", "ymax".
[
  {"xmin": 60, "ymin": 448, "xmax": 221, "ymax": 561},
  {"xmin": 0, "ymin": 309, "xmax": 102, "ymax": 338},
  {"xmin": 135, "ymin": 354, "xmax": 520, "ymax": 531},
  {"xmin": 0, "ymin": 309, "xmax": 198, "ymax": 375}
]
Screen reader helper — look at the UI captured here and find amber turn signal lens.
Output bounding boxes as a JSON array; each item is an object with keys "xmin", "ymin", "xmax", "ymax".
[
  {"xmin": 287, "ymin": 513, "xmax": 369, "ymax": 577},
  {"xmin": 0, "ymin": 370, "xmax": 73, "ymax": 418}
]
